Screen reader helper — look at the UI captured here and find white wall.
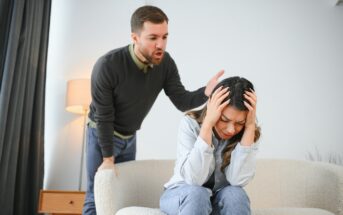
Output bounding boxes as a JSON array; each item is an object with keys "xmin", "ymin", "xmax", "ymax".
[{"xmin": 45, "ymin": 0, "xmax": 343, "ymax": 190}]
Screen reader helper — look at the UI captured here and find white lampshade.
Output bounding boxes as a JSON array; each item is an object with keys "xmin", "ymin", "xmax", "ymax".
[{"xmin": 65, "ymin": 79, "xmax": 91, "ymax": 114}]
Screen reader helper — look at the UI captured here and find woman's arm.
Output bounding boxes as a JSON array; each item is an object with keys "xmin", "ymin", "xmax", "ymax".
[
  {"xmin": 240, "ymin": 90, "xmax": 257, "ymax": 146},
  {"xmin": 175, "ymin": 116, "xmax": 215, "ymax": 186},
  {"xmin": 225, "ymin": 143, "xmax": 259, "ymax": 186},
  {"xmin": 175, "ymin": 87, "xmax": 230, "ymax": 185}
]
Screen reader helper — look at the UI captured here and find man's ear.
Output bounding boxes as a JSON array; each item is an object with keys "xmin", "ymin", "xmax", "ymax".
[{"xmin": 131, "ymin": 32, "xmax": 138, "ymax": 44}]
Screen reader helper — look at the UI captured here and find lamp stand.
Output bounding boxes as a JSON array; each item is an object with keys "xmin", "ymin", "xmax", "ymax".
[{"xmin": 78, "ymin": 111, "xmax": 87, "ymax": 191}]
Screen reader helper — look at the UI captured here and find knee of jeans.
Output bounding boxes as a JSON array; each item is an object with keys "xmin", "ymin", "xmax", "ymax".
[
  {"xmin": 220, "ymin": 186, "xmax": 250, "ymax": 205},
  {"xmin": 182, "ymin": 185, "xmax": 211, "ymax": 203}
]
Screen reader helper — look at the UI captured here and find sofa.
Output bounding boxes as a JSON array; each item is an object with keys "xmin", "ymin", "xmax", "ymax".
[{"xmin": 94, "ymin": 159, "xmax": 343, "ymax": 215}]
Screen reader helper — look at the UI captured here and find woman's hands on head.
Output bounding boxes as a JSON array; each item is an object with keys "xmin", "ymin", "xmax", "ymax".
[{"xmin": 203, "ymin": 86, "xmax": 230, "ymax": 128}]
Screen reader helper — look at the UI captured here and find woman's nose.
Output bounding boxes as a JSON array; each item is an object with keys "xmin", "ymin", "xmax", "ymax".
[{"xmin": 225, "ymin": 124, "xmax": 235, "ymax": 135}]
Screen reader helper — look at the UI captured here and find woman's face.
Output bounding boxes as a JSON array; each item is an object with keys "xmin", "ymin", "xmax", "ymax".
[{"xmin": 214, "ymin": 105, "xmax": 247, "ymax": 140}]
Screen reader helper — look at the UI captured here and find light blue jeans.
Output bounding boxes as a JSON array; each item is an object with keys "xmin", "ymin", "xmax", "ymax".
[
  {"xmin": 82, "ymin": 127, "xmax": 136, "ymax": 215},
  {"xmin": 160, "ymin": 184, "xmax": 250, "ymax": 215}
]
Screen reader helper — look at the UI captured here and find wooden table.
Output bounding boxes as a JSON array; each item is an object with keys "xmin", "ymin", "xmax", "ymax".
[{"xmin": 38, "ymin": 190, "xmax": 85, "ymax": 215}]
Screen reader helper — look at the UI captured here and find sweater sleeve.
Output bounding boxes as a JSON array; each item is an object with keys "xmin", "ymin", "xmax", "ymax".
[
  {"xmin": 91, "ymin": 57, "xmax": 116, "ymax": 157},
  {"xmin": 225, "ymin": 142, "xmax": 259, "ymax": 186},
  {"xmin": 163, "ymin": 57, "xmax": 207, "ymax": 111},
  {"xmin": 175, "ymin": 116, "xmax": 214, "ymax": 185}
]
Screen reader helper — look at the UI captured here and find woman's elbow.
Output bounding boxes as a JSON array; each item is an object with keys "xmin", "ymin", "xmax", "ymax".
[{"xmin": 227, "ymin": 173, "xmax": 255, "ymax": 187}]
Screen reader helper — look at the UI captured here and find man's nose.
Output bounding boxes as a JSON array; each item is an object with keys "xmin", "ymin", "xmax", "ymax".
[{"xmin": 156, "ymin": 38, "xmax": 165, "ymax": 49}]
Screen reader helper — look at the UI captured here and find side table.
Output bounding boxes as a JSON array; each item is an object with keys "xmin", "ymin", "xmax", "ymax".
[{"xmin": 38, "ymin": 190, "xmax": 85, "ymax": 215}]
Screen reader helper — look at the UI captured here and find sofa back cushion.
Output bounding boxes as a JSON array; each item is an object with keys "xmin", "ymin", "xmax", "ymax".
[{"xmin": 245, "ymin": 159, "xmax": 343, "ymax": 215}]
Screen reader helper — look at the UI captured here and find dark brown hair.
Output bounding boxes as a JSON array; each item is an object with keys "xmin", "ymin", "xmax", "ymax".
[{"xmin": 131, "ymin": 5, "xmax": 168, "ymax": 33}]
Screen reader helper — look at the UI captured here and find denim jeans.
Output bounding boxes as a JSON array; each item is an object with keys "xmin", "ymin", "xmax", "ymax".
[
  {"xmin": 82, "ymin": 127, "xmax": 136, "ymax": 215},
  {"xmin": 160, "ymin": 184, "xmax": 250, "ymax": 215}
]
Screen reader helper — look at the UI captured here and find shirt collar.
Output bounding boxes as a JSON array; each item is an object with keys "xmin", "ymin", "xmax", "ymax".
[{"xmin": 129, "ymin": 44, "xmax": 153, "ymax": 73}]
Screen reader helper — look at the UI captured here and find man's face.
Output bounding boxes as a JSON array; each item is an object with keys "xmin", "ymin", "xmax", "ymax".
[{"xmin": 132, "ymin": 21, "xmax": 168, "ymax": 65}]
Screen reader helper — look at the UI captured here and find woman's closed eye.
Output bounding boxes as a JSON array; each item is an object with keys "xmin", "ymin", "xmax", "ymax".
[
  {"xmin": 220, "ymin": 115, "xmax": 230, "ymax": 122},
  {"xmin": 220, "ymin": 115, "xmax": 245, "ymax": 126}
]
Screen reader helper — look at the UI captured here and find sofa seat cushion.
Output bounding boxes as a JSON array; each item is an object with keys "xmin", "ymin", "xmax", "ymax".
[
  {"xmin": 116, "ymin": 207, "xmax": 333, "ymax": 215},
  {"xmin": 253, "ymin": 208, "xmax": 334, "ymax": 215},
  {"xmin": 116, "ymin": 207, "xmax": 165, "ymax": 215}
]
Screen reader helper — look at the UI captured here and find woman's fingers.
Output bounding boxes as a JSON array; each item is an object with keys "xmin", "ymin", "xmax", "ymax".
[
  {"xmin": 207, "ymin": 87, "xmax": 229, "ymax": 117},
  {"xmin": 219, "ymin": 99, "xmax": 230, "ymax": 111},
  {"xmin": 212, "ymin": 87, "xmax": 228, "ymax": 97},
  {"xmin": 209, "ymin": 87, "xmax": 228, "ymax": 106},
  {"xmin": 244, "ymin": 90, "xmax": 256, "ymax": 102},
  {"xmin": 211, "ymin": 86, "xmax": 223, "ymax": 99},
  {"xmin": 244, "ymin": 90, "xmax": 257, "ymax": 108},
  {"xmin": 217, "ymin": 91, "xmax": 229, "ymax": 106},
  {"xmin": 212, "ymin": 87, "xmax": 229, "ymax": 103},
  {"xmin": 243, "ymin": 101, "xmax": 253, "ymax": 111}
]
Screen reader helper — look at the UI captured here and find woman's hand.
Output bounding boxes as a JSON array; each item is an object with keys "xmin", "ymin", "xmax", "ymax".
[
  {"xmin": 243, "ymin": 89, "xmax": 257, "ymax": 129},
  {"xmin": 203, "ymin": 86, "xmax": 230, "ymax": 128},
  {"xmin": 240, "ymin": 89, "xmax": 257, "ymax": 146},
  {"xmin": 200, "ymin": 86, "xmax": 229, "ymax": 145}
]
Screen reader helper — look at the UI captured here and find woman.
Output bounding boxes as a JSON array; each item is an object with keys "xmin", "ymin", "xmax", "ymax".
[{"xmin": 160, "ymin": 77, "xmax": 261, "ymax": 215}]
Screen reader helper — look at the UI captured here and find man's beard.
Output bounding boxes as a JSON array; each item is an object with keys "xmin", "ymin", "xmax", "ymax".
[{"xmin": 141, "ymin": 49, "xmax": 164, "ymax": 65}]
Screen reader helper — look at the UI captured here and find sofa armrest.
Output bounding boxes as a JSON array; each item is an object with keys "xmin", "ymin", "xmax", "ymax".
[
  {"xmin": 94, "ymin": 160, "xmax": 174, "ymax": 214},
  {"xmin": 94, "ymin": 169, "xmax": 117, "ymax": 215},
  {"xmin": 315, "ymin": 162, "xmax": 343, "ymax": 215}
]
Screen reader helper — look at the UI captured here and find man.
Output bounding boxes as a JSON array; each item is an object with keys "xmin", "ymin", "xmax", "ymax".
[{"xmin": 83, "ymin": 5, "xmax": 224, "ymax": 214}]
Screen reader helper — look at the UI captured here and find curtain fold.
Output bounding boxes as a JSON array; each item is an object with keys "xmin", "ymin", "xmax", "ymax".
[{"xmin": 0, "ymin": 0, "xmax": 51, "ymax": 214}]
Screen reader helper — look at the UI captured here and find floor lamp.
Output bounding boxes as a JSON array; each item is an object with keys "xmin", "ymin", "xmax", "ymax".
[{"xmin": 65, "ymin": 79, "xmax": 91, "ymax": 191}]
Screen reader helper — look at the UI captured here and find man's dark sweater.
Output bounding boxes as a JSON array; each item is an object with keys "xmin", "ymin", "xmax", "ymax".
[{"xmin": 89, "ymin": 45, "xmax": 207, "ymax": 157}]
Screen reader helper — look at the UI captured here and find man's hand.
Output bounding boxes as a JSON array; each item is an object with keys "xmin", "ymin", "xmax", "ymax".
[
  {"xmin": 204, "ymin": 70, "xmax": 225, "ymax": 97},
  {"xmin": 97, "ymin": 156, "xmax": 118, "ymax": 176}
]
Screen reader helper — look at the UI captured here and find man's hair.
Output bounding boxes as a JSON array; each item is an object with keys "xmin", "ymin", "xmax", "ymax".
[{"xmin": 131, "ymin": 5, "xmax": 169, "ymax": 33}]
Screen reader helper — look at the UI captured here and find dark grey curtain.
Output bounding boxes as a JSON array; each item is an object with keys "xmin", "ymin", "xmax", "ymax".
[{"xmin": 0, "ymin": 0, "xmax": 51, "ymax": 214}]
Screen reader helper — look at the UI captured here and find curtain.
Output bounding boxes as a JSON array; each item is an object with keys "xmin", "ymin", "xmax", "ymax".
[{"xmin": 0, "ymin": 0, "xmax": 51, "ymax": 214}]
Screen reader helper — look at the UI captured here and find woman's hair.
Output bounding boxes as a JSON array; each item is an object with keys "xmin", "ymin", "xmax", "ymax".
[{"xmin": 187, "ymin": 76, "xmax": 261, "ymax": 172}]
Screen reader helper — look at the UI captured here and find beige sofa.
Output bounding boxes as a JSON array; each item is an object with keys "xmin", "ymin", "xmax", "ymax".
[{"xmin": 94, "ymin": 159, "xmax": 343, "ymax": 215}]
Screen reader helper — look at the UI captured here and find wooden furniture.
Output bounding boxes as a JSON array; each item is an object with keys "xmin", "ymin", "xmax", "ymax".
[{"xmin": 38, "ymin": 190, "xmax": 85, "ymax": 215}]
